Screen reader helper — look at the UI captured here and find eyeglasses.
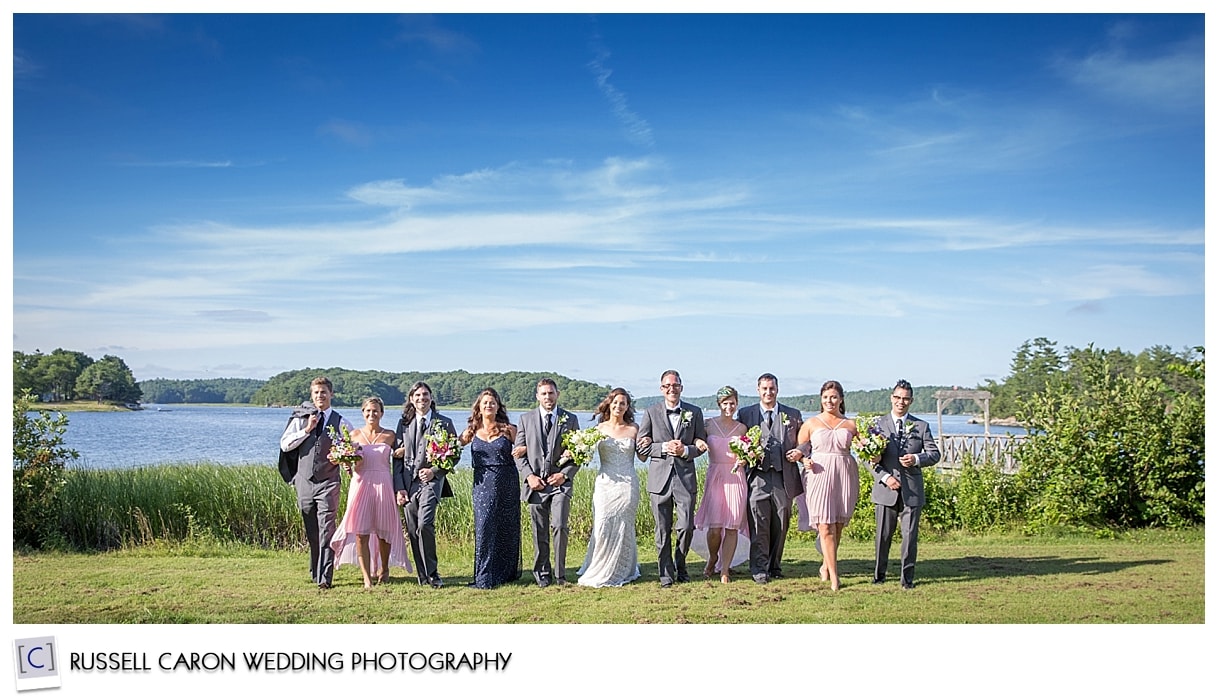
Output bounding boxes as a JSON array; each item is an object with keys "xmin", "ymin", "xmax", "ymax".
[
  {"xmin": 891, "ymin": 395, "xmax": 912, "ymax": 403},
  {"xmin": 661, "ymin": 383, "xmax": 682, "ymax": 390}
]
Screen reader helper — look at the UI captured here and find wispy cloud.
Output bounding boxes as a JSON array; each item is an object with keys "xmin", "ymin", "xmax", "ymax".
[
  {"xmin": 395, "ymin": 14, "xmax": 480, "ymax": 57},
  {"xmin": 318, "ymin": 118, "xmax": 374, "ymax": 147},
  {"xmin": 119, "ymin": 159, "xmax": 237, "ymax": 168},
  {"xmin": 1055, "ymin": 30, "xmax": 1203, "ymax": 112},
  {"xmin": 588, "ymin": 39, "xmax": 654, "ymax": 147}
]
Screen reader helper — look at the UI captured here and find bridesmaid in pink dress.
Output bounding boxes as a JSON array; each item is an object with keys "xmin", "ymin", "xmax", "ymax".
[
  {"xmin": 692, "ymin": 386, "xmax": 750, "ymax": 583},
  {"xmin": 796, "ymin": 380, "xmax": 859, "ymax": 591},
  {"xmin": 330, "ymin": 397, "xmax": 411, "ymax": 589}
]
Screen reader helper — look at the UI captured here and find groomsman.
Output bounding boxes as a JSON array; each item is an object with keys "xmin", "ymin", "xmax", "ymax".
[
  {"xmin": 736, "ymin": 373, "xmax": 804, "ymax": 584},
  {"xmin": 278, "ymin": 376, "xmax": 352, "ymax": 589},
  {"xmin": 514, "ymin": 378, "xmax": 580, "ymax": 587},
  {"xmin": 393, "ymin": 381, "xmax": 456, "ymax": 588},
  {"xmin": 637, "ymin": 369, "xmax": 707, "ymax": 587},
  {"xmin": 870, "ymin": 379, "xmax": 940, "ymax": 589}
]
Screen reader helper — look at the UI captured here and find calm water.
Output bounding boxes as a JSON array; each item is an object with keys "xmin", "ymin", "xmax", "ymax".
[{"xmin": 51, "ymin": 405, "xmax": 1021, "ymax": 470}]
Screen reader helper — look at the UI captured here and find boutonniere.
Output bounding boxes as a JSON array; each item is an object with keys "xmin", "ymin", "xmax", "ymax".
[
  {"xmin": 904, "ymin": 419, "xmax": 917, "ymax": 436},
  {"xmin": 781, "ymin": 413, "xmax": 791, "ymax": 428},
  {"xmin": 680, "ymin": 411, "xmax": 693, "ymax": 429},
  {"xmin": 560, "ymin": 413, "xmax": 575, "ymax": 430}
]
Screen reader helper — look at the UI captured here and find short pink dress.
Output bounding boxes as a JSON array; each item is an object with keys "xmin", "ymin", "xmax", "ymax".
[
  {"xmin": 330, "ymin": 442, "xmax": 412, "ymax": 575},
  {"xmin": 691, "ymin": 418, "xmax": 751, "ymax": 570},
  {"xmin": 802, "ymin": 416, "xmax": 860, "ymax": 526}
]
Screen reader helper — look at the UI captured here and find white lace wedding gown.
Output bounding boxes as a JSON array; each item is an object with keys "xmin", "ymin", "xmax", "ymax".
[{"xmin": 577, "ymin": 436, "xmax": 641, "ymax": 587}]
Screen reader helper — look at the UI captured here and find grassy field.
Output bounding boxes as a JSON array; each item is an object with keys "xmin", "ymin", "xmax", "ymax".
[{"xmin": 12, "ymin": 528, "xmax": 1202, "ymax": 623}]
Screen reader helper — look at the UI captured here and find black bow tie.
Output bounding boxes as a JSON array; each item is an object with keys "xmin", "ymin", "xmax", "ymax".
[{"xmin": 667, "ymin": 408, "xmax": 681, "ymax": 415}]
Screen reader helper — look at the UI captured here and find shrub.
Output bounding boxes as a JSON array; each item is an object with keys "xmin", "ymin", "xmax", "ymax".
[{"xmin": 12, "ymin": 392, "xmax": 78, "ymax": 549}]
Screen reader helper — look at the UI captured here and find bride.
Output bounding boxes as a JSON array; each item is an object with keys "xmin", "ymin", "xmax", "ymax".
[{"xmin": 577, "ymin": 388, "xmax": 645, "ymax": 588}]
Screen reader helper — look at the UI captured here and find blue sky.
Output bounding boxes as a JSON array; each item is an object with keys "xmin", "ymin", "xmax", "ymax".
[{"xmin": 10, "ymin": 13, "xmax": 1206, "ymax": 398}]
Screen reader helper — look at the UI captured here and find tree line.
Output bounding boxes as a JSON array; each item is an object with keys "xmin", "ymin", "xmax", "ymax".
[
  {"xmin": 981, "ymin": 338, "xmax": 1203, "ymax": 419},
  {"xmin": 13, "ymin": 349, "xmax": 141, "ymax": 404},
  {"xmin": 249, "ymin": 369, "xmax": 616, "ymax": 411}
]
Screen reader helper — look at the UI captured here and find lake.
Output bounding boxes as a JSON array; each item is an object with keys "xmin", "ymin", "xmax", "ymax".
[{"xmin": 50, "ymin": 404, "xmax": 1024, "ymax": 469}]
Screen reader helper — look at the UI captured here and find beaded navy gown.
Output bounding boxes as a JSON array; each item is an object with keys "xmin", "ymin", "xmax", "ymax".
[{"xmin": 470, "ymin": 434, "xmax": 522, "ymax": 588}]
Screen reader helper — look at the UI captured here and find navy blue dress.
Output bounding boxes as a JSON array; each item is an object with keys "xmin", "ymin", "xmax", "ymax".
[{"xmin": 471, "ymin": 434, "xmax": 522, "ymax": 589}]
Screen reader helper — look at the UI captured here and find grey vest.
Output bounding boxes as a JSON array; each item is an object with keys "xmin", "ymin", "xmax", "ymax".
[{"xmin": 298, "ymin": 411, "xmax": 342, "ymax": 483}]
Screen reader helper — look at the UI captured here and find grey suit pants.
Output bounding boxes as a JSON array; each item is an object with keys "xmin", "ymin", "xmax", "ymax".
[
  {"xmin": 874, "ymin": 498, "xmax": 921, "ymax": 585},
  {"xmin": 404, "ymin": 478, "xmax": 444, "ymax": 584},
  {"xmin": 650, "ymin": 471, "xmax": 695, "ymax": 584},
  {"xmin": 528, "ymin": 490, "xmax": 572, "ymax": 583},
  {"xmin": 296, "ymin": 478, "xmax": 340, "ymax": 586},
  {"xmin": 747, "ymin": 469, "xmax": 790, "ymax": 581}
]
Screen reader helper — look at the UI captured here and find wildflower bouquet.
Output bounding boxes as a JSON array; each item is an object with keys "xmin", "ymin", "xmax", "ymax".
[
  {"xmin": 326, "ymin": 424, "xmax": 363, "ymax": 468},
  {"xmin": 851, "ymin": 415, "xmax": 888, "ymax": 464},
  {"xmin": 728, "ymin": 425, "xmax": 765, "ymax": 473},
  {"xmin": 424, "ymin": 429, "xmax": 462, "ymax": 471}
]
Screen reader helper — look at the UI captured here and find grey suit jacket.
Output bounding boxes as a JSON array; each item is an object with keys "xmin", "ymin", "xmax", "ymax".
[
  {"xmin": 870, "ymin": 414, "xmax": 940, "ymax": 508},
  {"xmin": 637, "ymin": 401, "xmax": 707, "ymax": 496},
  {"xmin": 737, "ymin": 402, "xmax": 804, "ymax": 498},
  {"xmin": 393, "ymin": 410, "xmax": 457, "ymax": 499},
  {"xmin": 514, "ymin": 407, "xmax": 580, "ymax": 503}
]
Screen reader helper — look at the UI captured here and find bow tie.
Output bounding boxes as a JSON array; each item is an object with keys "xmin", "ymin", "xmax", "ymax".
[{"xmin": 667, "ymin": 408, "xmax": 681, "ymax": 415}]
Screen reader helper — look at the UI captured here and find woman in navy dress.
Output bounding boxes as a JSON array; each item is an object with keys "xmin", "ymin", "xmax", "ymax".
[{"xmin": 459, "ymin": 388, "xmax": 522, "ymax": 589}]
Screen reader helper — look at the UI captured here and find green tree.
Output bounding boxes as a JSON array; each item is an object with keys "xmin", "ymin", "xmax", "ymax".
[
  {"xmin": 985, "ymin": 337, "xmax": 1064, "ymax": 418},
  {"xmin": 1014, "ymin": 351, "xmax": 1204, "ymax": 532},
  {"xmin": 13, "ymin": 392, "xmax": 79, "ymax": 549},
  {"xmin": 75, "ymin": 355, "xmax": 142, "ymax": 404}
]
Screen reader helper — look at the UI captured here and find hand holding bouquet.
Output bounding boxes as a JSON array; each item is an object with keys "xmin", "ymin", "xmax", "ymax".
[
  {"xmin": 327, "ymin": 424, "xmax": 363, "ymax": 470},
  {"xmin": 562, "ymin": 427, "xmax": 606, "ymax": 467},
  {"xmin": 728, "ymin": 425, "xmax": 765, "ymax": 473}
]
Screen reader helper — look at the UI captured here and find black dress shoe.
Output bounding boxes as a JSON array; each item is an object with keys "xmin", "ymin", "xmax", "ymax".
[
  {"xmin": 537, "ymin": 578, "xmax": 551, "ymax": 589},
  {"xmin": 555, "ymin": 577, "xmax": 569, "ymax": 586},
  {"xmin": 872, "ymin": 577, "xmax": 886, "ymax": 585},
  {"xmin": 317, "ymin": 582, "xmax": 331, "ymax": 590},
  {"xmin": 753, "ymin": 575, "xmax": 770, "ymax": 585},
  {"xmin": 770, "ymin": 570, "xmax": 784, "ymax": 580},
  {"xmin": 660, "ymin": 580, "xmax": 673, "ymax": 588},
  {"xmin": 676, "ymin": 573, "xmax": 690, "ymax": 583},
  {"xmin": 429, "ymin": 576, "xmax": 444, "ymax": 589},
  {"xmin": 901, "ymin": 582, "xmax": 916, "ymax": 590}
]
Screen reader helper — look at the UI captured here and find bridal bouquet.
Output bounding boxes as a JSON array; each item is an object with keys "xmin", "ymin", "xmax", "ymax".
[
  {"xmin": 728, "ymin": 425, "xmax": 765, "ymax": 473},
  {"xmin": 326, "ymin": 424, "xmax": 363, "ymax": 468},
  {"xmin": 424, "ymin": 429, "xmax": 462, "ymax": 471},
  {"xmin": 562, "ymin": 427, "xmax": 605, "ymax": 467},
  {"xmin": 852, "ymin": 415, "xmax": 888, "ymax": 464}
]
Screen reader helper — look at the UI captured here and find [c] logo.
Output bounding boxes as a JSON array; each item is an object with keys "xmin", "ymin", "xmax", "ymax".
[{"xmin": 12, "ymin": 636, "xmax": 61, "ymax": 691}]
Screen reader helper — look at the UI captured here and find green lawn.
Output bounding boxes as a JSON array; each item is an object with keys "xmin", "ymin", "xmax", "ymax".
[{"xmin": 12, "ymin": 529, "xmax": 1203, "ymax": 623}]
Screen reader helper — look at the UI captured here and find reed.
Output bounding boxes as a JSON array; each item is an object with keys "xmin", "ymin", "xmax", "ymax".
[{"xmin": 54, "ymin": 461, "xmax": 685, "ymax": 551}]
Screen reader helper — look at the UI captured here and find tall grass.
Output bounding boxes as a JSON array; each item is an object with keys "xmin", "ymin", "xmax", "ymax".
[
  {"xmin": 56, "ymin": 461, "xmax": 688, "ymax": 551},
  {"xmin": 55, "ymin": 455, "xmax": 1019, "ymax": 552}
]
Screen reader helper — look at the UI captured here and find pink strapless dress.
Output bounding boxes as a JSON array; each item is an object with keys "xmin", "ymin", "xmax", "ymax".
[
  {"xmin": 330, "ymin": 443, "xmax": 412, "ymax": 575},
  {"xmin": 802, "ymin": 421, "xmax": 860, "ymax": 526}
]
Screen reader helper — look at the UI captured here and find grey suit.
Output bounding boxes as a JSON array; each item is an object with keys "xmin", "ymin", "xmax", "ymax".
[
  {"xmin": 393, "ymin": 410, "xmax": 457, "ymax": 586},
  {"xmin": 637, "ymin": 401, "xmax": 706, "ymax": 585},
  {"xmin": 737, "ymin": 402, "xmax": 803, "ymax": 582},
  {"xmin": 514, "ymin": 407, "xmax": 580, "ymax": 585},
  {"xmin": 870, "ymin": 414, "xmax": 940, "ymax": 587},
  {"xmin": 280, "ymin": 408, "xmax": 344, "ymax": 587}
]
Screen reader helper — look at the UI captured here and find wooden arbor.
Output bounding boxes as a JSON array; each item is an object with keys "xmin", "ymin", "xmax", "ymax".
[{"xmin": 932, "ymin": 389, "xmax": 993, "ymax": 436}]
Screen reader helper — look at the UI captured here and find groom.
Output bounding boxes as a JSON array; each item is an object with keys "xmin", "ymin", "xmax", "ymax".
[
  {"xmin": 514, "ymin": 378, "xmax": 581, "ymax": 587},
  {"xmin": 637, "ymin": 370, "xmax": 707, "ymax": 587},
  {"xmin": 870, "ymin": 379, "xmax": 940, "ymax": 589},
  {"xmin": 393, "ymin": 381, "xmax": 456, "ymax": 589},
  {"xmin": 278, "ymin": 376, "xmax": 352, "ymax": 589},
  {"xmin": 736, "ymin": 373, "xmax": 804, "ymax": 584}
]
